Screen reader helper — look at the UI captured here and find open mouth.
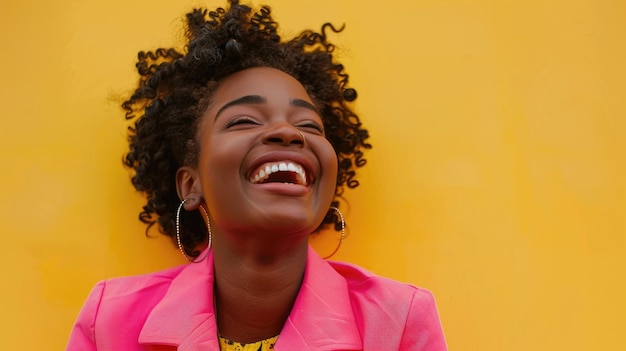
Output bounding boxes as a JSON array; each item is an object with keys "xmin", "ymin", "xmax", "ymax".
[{"xmin": 249, "ymin": 161, "xmax": 309, "ymax": 186}]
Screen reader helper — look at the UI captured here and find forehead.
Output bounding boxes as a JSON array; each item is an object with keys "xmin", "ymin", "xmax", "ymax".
[{"xmin": 211, "ymin": 67, "xmax": 313, "ymax": 104}]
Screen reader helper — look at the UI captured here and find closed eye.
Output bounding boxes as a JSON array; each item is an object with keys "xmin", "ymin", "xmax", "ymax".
[
  {"xmin": 298, "ymin": 122, "xmax": 324, "ymax": 135},
  {"xmin": 225, "ymin": 115, "xmax": 261, "ymax": 129}
]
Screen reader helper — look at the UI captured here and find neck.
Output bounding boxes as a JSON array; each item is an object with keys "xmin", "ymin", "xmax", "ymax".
[{"xmin": 212, "ymin": 236, "xmax": 308, "ymax": 343}]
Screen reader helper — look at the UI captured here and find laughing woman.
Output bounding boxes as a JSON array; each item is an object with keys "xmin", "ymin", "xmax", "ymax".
[{"xmin": 67, "ymin": 1, "xmax": 447, "ymax": 350}]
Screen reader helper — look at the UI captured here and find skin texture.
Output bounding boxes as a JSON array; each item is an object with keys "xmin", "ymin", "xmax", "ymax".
[{"xmin": 176, "ymin": 67, "xmax": 339, "ymax": 342}]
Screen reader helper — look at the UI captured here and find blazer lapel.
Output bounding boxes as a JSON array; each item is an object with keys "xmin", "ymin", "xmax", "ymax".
[
  {"xmin": 276, "ymin": 247, "xmax": 363, "ymax": 351},
  {"xmin": 137, "ymin": 247, "xmax": 362, "ymax": 350},
  {"xmin": 138, "ymin": 249, "xmax": 219, "ymax": 350}
]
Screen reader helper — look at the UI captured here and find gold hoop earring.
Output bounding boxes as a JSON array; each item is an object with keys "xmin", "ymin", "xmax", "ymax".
[
  {"xmin": 176, "ymin": 198, "xmax": 211, "ymax": 263},
  {"xmin": 298, "ymin": 131, "xmax": 306, "ymax": 147},
  {"xmin": 323, "ymin": 206, "xmax": 345, "ymax": 259}
]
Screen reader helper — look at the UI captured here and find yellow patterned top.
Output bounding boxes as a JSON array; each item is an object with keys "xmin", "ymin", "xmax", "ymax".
[{"xmin": 218, "ymin": 335, "xmax": 278, "ymax": 351}]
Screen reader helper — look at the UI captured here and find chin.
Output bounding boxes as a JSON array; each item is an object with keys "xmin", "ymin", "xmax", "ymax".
[{"xmin": 257, "ymin": 208, "xmax": 322, "ymax": 235}]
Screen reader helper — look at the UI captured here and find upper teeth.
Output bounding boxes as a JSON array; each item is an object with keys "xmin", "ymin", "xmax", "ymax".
[{"xmin": 250, "ymin": 161, "xmax": 307, "ymax": 185}]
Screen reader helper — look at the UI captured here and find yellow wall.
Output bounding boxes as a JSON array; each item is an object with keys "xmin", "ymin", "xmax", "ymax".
[{"xmin": 1, "ymin": 0, "xmax": 624, "ymax": 349}]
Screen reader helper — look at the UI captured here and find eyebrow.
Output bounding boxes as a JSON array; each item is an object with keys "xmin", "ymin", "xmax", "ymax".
[
  {"xmin": 215, "ymin": 95, "xmax": 267, "ymax": 119},
  {"xmin": 291, "ymin": 98, "xmax": 320, "ymax": 114},
  {"xmin": 214, "ymin": 95, "xmax": 320, "ymax": 120}
]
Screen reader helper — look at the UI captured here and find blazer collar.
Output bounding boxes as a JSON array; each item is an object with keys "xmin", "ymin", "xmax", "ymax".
[
  {"xmin": 138, "ymin": 246, "xmax": 362, "ymax": 351},
  {"xmin": 138, "ymin": 249, "xmax": 217, "ymax": 350},
  {"xmin": 277, "ymin": 246, "xmax": 363, "ymax": 350}
]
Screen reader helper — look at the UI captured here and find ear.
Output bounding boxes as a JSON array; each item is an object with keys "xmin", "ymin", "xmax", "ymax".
[{"xmin": 175, "ymin": 166, "xmax": 203, "ymax": 210}]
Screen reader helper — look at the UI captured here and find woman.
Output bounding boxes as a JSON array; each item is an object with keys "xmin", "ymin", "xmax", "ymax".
[{"xmin": 67, "ymin": 1, "xmax": 447, "ymax": 350}]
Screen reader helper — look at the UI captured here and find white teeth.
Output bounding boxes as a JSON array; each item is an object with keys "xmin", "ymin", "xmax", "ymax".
[
  {"xmin": 254, "ymin": 169, "xmax": 268, "ymax": 183},
  {"xmin": 249, "ymin": 161, "xmax": 308, "ymax": 185}
]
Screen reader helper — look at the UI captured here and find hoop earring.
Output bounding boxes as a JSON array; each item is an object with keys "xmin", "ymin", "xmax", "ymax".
[
  {"xmin": 176, "ymin": 198, "xmax": 211, "ymax": 263},
  {"xmin": 323, "ymin": 206, "xmax": 345, "ymax": 259}
]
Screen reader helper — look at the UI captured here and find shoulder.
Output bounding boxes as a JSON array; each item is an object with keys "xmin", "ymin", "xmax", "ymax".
[
  {"xmin": 86, "ymin": 263, "xmax": 188, "ymax": 310},
  {"xmin": 328, "ymin": 260, "xmax": 424, "ymax": 300},
  {"xmin": 67, "ymin": 264, "xmax": 189, "ymax": 349},
  {"xmin": 99, "ymin": 264, "xmax": 187, "ymax": 296},
  {"xmin": 328, "ymin": 260, "xmax": 448, "ymax": 350},
  {"xmin": 92, "ymin": 264, "xmax": 189, "ymax": 317}
]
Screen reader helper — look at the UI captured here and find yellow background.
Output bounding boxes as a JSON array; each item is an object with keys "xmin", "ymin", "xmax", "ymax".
[{"xmin": 1, "ymin": 0, "xmax": 625, "ymax": 349}]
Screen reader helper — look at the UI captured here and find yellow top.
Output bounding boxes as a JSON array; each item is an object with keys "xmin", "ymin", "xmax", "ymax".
[{"xmin": 218, "ymin": 335, "xmax": 278, "ymax": 351}]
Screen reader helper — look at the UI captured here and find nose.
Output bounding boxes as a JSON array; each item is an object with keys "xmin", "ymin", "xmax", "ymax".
[{"xmin": 262, "ymin": 123, "xmax": 305, "ymax": 148}]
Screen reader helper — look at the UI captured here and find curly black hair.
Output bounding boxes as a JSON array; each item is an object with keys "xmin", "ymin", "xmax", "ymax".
[{"xmin": 122, "ymin": 0, "xmax": 371, "ymax": 257}]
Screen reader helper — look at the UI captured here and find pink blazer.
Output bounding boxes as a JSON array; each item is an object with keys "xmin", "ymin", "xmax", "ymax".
[{"xmin": 67, "ymin": 246, "xmax": 447, "ymax": 350}]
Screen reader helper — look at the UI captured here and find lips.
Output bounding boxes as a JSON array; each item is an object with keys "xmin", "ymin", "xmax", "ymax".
[{"xmin": 248, "ymin": 161, "xmax": 309, "ymax": 186}]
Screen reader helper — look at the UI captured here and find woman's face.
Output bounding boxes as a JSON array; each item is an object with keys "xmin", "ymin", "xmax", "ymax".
[{"xmin": 194, "ymin": 67, "xmax": 338, "ymax": 238}]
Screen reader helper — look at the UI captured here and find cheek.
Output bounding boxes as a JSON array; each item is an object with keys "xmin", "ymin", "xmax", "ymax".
[{"xmin": 198, "ymin": 140, "xmax": 243, "ymax": 198}]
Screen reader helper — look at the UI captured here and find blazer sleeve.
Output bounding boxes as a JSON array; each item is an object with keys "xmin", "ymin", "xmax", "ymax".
[
  {"xmin": 66, "ymin": 281, "xmax": 106, "ymax": 351},
  {"xmin": 400, "ymin": 289, "xmax": 448, "ymax": 351}
]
